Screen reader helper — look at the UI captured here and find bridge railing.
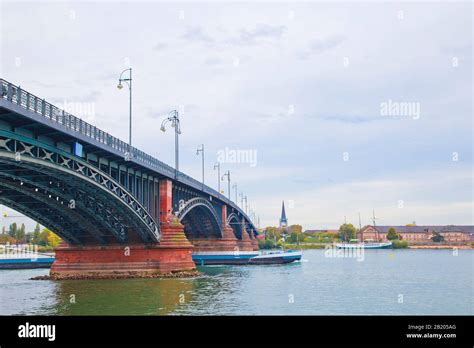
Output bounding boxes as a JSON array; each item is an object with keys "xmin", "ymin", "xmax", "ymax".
[
  {"xmin": 0, "ymin": 79, "xmax": 177, "ymax": 177},
  {"xmin": 0, "ymin": 78, "xmax": 256, "ymax": 229}
]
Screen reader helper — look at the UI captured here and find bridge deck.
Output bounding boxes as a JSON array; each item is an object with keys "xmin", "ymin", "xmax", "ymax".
[{"xmin": 0, "ymin": 78, "xmax": 256, "ymax": 232}]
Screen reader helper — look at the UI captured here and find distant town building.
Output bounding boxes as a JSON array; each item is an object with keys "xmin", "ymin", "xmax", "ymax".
[
  {"xmin": 357, "ymin": 225, "xmax": 474, "ymax": 244},
  {"xmin": 279, "ymin": 201, "xmax": 288, "ymax": 229}
]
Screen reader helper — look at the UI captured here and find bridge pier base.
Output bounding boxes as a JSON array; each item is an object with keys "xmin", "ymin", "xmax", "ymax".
[
  {"xmin": 249, "ymin": 232, "xmax": 260, "ymax": 251},
  {"xmin": 50, "ymin": 222, "xmax": 196, "ymax": 280},
  {"xmin": 237, "ymin": 230, "xmax": 255, "ymax": 251},
  {"xmin": 235, "ymin": 220, "xmax": 256, "ymax": 251},
  {"xmin": 190, "ymin": 226, "xmax": 240, "ymax": 252},
  {"xmin": 190, "ymin": 227, "xmax": 259, "ymax": 252}
]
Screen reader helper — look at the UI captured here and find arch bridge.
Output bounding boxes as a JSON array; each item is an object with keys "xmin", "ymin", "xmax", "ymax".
[{"xmin": 0, "ymin": 79, "xmax": 259, "ymax": 278}]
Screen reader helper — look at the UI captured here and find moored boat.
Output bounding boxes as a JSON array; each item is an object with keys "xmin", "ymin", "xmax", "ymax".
[
  {"xmin": 192, "ymin": 251, "xmax": 259, "ymax": 265},
  {"xmin": 192, "ymin": 249, "xmax": 302, "ymax": 265},
  {"xmin": 337, "ymin": 211, "xmax": 394, "ymax": 249},
  {"xmin": 336, "ymin": 239, "xmax": 392, "ymax": 249},
  {"xmin": 249, "ymin": 249, "xmax": 302, "ymax": 264},
  {"xmin": 0, "ymin": 256, "xmax": 55, "ymax": 269}
]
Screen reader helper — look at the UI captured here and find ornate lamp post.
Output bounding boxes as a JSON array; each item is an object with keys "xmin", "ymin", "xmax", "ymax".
[
  {"xmin": 196, "ymin": 144, "xmax": 204, "ymax": 188},
  {"xmin": 117, "ymin": 68, "xmax": 132, "ymax": 160},
  {"xmin": 232, "ymin": 183, "xmax": 238, "ymax": 203},
  {"xmin": 222, "ymin": 170, "xmax": 231, "ymax": 200},
  {"xmin": 213, "ymin": 162, "xmax": 221, "ymax": 194},
  {"xmin": 161, "ymin": 110, "xmax": 181, "ymax": 176}
]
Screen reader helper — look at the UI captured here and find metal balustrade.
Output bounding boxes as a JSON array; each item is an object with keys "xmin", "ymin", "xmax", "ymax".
[
  {"xmin": 0, "ymin": 79, "xmax": 177, "ymax": 175},
  {"xmin": 0, "ymin": 78, "xmax": 254, "ymax": 227}
]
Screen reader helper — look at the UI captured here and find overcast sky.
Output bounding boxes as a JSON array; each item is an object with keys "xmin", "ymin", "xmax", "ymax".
[{"xmin": 0, "ymin": 1, "xmax": 472, "ymax": 230}]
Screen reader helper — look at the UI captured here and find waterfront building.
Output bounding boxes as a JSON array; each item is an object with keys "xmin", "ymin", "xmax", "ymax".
[{"xmin": 356, "ymin": 225, "xmax": 474, "ymax": 244}]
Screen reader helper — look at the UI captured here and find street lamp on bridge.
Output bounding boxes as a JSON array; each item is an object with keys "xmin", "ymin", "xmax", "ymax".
[
  {"xmin": 117, "ymin": 68, "xmax": 132, "ymax": 160},
  {"xmin": 161, "ymin": 110, "xmax": 181, "ymax": 176},
  {"xmin": 243, "ymin": 195, "xmax": 248, "ymax": 214},
  {"xmin": 222, "ymin": 170, "xmax": 231, "ymax": 200},
  {"xmin": 239, "ymin": 192, "xmax": 244, "ymax": 208},
  {"xmin": 196, "ymin": 144, "xmax": 204, "ymax": 188},
  {"xmin": 232, "ymin": 183, "xmax": 238, "ymax": 203},
  {"xmin": 213, "ymin": 162, "xmax": 221, "ymax": 195}
]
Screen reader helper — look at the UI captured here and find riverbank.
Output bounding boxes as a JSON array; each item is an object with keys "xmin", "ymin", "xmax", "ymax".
[
  {"xmin": 409, "ymin": 245, "xmax": 473, "ymax": 249},
  {"xmin": 281, "ymin": 243, "xmax": 326, "ymax": 250},
  {"xmin": 281, "ymin": 243, "xmax": 473, "ymax": 250}
]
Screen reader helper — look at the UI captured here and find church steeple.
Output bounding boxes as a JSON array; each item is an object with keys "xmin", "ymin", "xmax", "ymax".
[{"xmin": 279, "ymin": 200, "xmax": 288, "ymax": 228}]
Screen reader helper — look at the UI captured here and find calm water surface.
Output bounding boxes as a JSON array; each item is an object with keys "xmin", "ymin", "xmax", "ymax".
[{"xmin": 0, "ymin": 249, "xmax": 472, "ymax": 315}]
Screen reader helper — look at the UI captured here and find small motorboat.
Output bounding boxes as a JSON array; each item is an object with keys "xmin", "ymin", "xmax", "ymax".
[{"xmin": 248, "ymin": 249, "xmax": 302, "ymax": 264}]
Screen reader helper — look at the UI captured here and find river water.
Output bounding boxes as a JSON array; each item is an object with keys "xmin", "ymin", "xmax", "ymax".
[{"xmin": 0, "ymin": 249, "xmax": 472, "ymax": 315}]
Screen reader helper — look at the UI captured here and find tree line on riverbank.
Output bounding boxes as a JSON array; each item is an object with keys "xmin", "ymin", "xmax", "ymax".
[
  {"xmin": 258, "ymin": 224, "xmax": 339, "ymax": 249},
  {"xmin": 0, "ymin": 222, "xmax": 62, "ymax": 251},
  {"xmin": 259, "ymin": 224, "xmax": 410, "ymax": 249},
  {"xmin": 259, "ymin": 222, "xmax": 468, "ymax": 249}
]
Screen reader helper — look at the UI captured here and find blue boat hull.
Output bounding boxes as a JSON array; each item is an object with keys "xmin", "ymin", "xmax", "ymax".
[
  {"xmin": 0, "ymin": 257, "xmax": 55, "ymax": 269},
  {"xmin": 192, "ymin": 250, "xmax": 302, "ymax": 265},
  {"xmin": 248, "ymin": 255, "xmax": 301, "ymax": 264},
  {"xmin": 192, "ymin": 252, "xmax": 259, "ymax": 266}
]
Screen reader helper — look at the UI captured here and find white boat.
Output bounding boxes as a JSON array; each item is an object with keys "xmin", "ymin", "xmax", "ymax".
[{"xmin": 336, "ymin": 239, "xmax": 392, "ymax": 249}]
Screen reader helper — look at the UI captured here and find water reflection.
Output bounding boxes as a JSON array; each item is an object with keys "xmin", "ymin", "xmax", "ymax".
[
  {"xmin": 175, "ymin": 266, "xmax": 249, "ymax": 315},
  {"xmin": 52, "ymin": 266, "xmax": 250, "ymax": 315},
  {"xmin": 54, "ymin": 277, "xmax": 196, "ymax": 315}
]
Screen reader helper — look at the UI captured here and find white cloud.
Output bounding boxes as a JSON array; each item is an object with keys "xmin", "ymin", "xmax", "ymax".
[
  {"xmin": 254, "ymin": 167, "xmax": 473, "ymax": 229},
  {"xmin": 0, "ymin": 1, "xmax": 471, "ymax": 230}
]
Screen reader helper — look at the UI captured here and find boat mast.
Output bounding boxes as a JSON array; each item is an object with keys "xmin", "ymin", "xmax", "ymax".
[
  {"xmin": 359, "ymin": 212, "xmax": 363, "ymax": 241},
  {"xmin": 372, "ymin": 209, "xmax": 378, "ymax": 242}
]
